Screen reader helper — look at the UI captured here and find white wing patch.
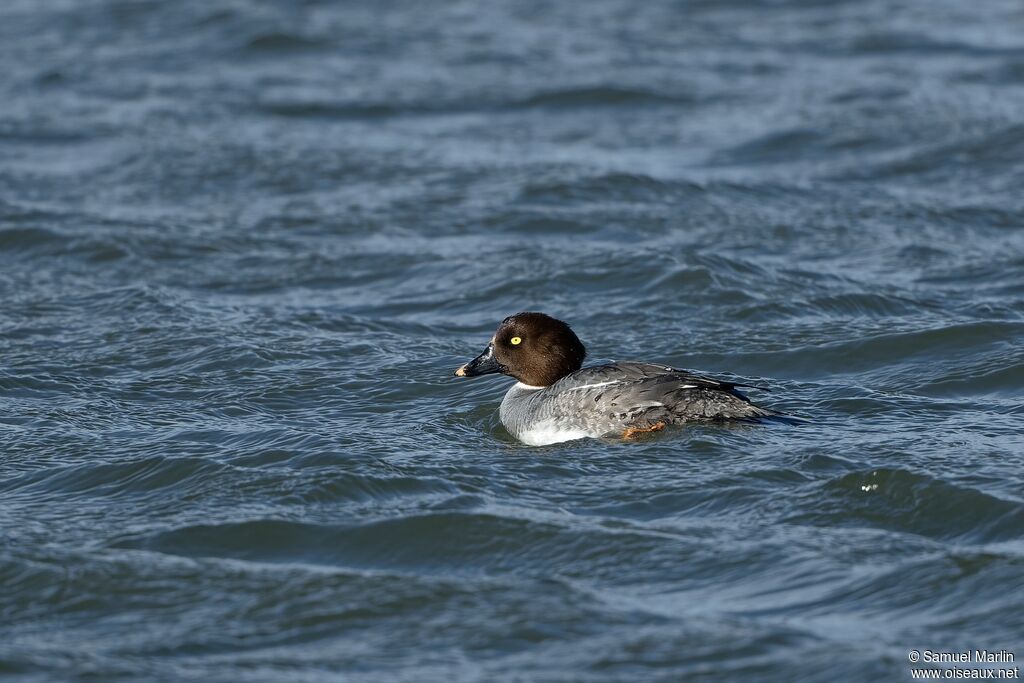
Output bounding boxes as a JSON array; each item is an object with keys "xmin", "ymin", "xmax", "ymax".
[
  {"xmin": 563, "ymin": 380, "xmax": 699, "ymax": 392},
  {"xmin": 562, "ymin": 380, "xmax": 622, "ymax": 392}
]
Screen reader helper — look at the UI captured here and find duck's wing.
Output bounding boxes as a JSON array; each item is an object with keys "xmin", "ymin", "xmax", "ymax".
[
  {"xmin": 546, "ymin": 362, "xmax": 775, "ymax": 427},
  {"xmin": 558, "ymin": 361, "xmax": 768, "ymax": 393}
]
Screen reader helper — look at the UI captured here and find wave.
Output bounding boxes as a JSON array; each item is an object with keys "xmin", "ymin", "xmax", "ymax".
[
  {"xmin": 256, "ymin": 85, "xmax": 695, "ymax": 121},
  {"xmin": 109, "ymin": 510, "xmax": 732, "ymax": 584},
  {"xmin": 786, "ymin": 468, "xmax": 1024, "ymax": 544},
  {"xmin": 514, "ymin": 86, "xmax": 696, "ymax": 109},
  {"xmin": 834, "ymin": 124, "xmax": 1024, "ymax": 181},
  {"xmin": 0, "ymin": 456, "xmax": 231, "ymax": 499}
]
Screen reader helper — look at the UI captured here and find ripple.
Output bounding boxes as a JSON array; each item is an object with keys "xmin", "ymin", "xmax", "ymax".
[
  {"xmin": 242, "ymin": 32, "xmax": 331, "ymax": 54},
  {"xmin": 109, "ymin": 511, "xmax": 744, "ymax": 585},
  {"xmin": 837, "ymin": 124, "xmax": 1024, "ymax": 181},
  {"xmin": 513, "ymin": 86, "xmax": 696, "ymax": 109},
  {"xmin": 0, "ymin": 226, "xmax": 63, "ymax": 251},
  {"xmin": 727, "ymin": 320, "xmax": 1024, "ymax": 381},
  {"xmin": 255, "ymin": 100, "xmax": 406, "ymax": 120},
  {"xmin": 516, "ymin": 172, "xmax": 706, "ymax": 206},
  {"xmin": 787, "ymin": 468, "xmax": 1024, "ymax": 543},
  {"xmin": 0, "ymin": 456, "xmax": 231, "ymax": 499}
]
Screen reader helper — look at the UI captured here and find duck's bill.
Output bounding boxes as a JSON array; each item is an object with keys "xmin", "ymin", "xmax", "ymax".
[{"xmin": 454, "ymin": 343, "xmax": 503, "ymax": 377}]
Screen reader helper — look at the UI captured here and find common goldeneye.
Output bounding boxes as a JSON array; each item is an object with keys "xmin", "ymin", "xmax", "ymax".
[{"xmin": 454, "ymin": 312, "xmax": 779, "ymax": 446}]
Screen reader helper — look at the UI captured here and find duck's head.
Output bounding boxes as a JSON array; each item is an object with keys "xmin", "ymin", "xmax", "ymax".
[{"xmin": 454, "ymin": 312, "xmax": 587, "ymax": 387}]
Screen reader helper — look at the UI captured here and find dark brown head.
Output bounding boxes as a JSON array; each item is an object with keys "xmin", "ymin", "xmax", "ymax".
[{"xmin": 454, "ymin": 312, "xmax": 587, "ymax": 387}]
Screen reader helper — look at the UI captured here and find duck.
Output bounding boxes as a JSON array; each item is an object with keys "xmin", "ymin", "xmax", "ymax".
[{"xmin": 453, "ymin": 312, "xmax": 779, "ymax": 446}]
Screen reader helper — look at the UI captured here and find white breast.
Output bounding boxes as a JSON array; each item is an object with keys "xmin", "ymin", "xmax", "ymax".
[{"xmin": 515, "ymin": 419, "xmax": 593, "ymax": 446}]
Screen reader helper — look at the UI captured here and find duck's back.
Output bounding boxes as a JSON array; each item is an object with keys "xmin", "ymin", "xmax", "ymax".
[{"xmin": 500, "ymin": 362, "xmax": 774, "ymax": 444}]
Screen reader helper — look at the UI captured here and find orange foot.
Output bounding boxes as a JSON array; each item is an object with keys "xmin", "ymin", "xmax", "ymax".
[{"xmin": 622, "ymin": 421, "xmax": 666, "ymax": 439}]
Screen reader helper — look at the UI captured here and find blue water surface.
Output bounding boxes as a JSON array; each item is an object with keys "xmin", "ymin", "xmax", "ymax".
[{"xmin": 2, "ymin": 1, "xmax": 1023, "ymax": 681}]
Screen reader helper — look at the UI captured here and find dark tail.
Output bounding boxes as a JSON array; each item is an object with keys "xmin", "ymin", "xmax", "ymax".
[{"xmin": 748, "ymin": 404, "xmax": 807, "ymax": 424}]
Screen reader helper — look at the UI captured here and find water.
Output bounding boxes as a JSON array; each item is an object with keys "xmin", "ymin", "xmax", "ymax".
[{"xmin": 2, "ymin": 0, "xmax": 1024, "ymax": 680}]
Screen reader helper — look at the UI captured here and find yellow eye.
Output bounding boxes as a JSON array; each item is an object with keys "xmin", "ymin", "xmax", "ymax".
[{"xmin": 510, "ymin": 336, "xmax": 522, "ymax": 345}]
